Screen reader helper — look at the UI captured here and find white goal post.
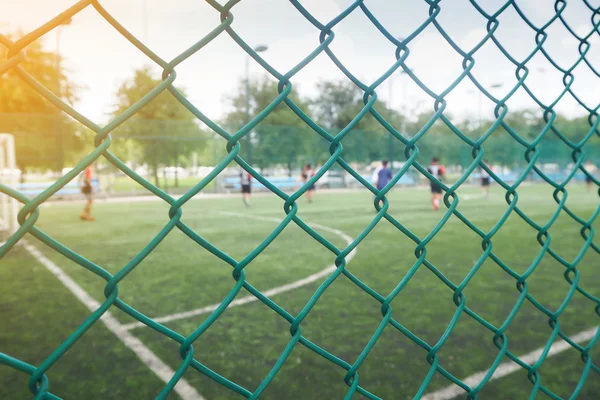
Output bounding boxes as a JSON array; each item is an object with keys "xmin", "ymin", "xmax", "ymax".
[{"xmin": 0, "ymin": 133, "xmax": 19, "ymax": 241}]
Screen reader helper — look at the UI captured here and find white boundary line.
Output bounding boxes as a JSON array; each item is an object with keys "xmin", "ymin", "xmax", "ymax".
[
  {"xmin": 422, "ymin": 326, "xmax": 599, "ymax": 400},
  {"xmin": 134, "ymin": 212, "xmax": 598, "ymax": 399},
  {"xmin": 22, "ymin": 212, "xmax": 599, "ymax": 399},
  {"xmin": 23, "ymin": 242, "xmax": 204, "ymax": 400},
  {"xmin": 122, "ymin": 211, "xmax": 357, "ymax": 330}
]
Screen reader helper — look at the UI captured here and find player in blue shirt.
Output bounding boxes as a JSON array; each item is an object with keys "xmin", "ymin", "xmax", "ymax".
[
  {"xmin": 373, "ymin": 160, "xmax": 393, "ymax": 210},
  {"xmin": 375, "ymin": 160, "xmax": 393, "ymax": 191}
]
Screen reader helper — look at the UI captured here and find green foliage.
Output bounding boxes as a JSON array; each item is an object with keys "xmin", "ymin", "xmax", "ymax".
[
  {"xmin": 223, "ymin": 78, "xmax": 412, "ymax": 170},
  {"xmin": 311, "ymin": 80, "xmax": 400, "ymax": 131},
  {"xmin": 0, "ymin": 34, "xmax": 83, "ymax": 172},
  {"xmin": 224, "ymin": 76, "xmax": 315, "ymax": 170},
  {"xmin": 311, "ymin": 80, "xmax": 404, "ymax": 165},
  {"xmin": 223, "ymin": 78, "xmax": 599, "ymax": 171},
  {"xmin": 111, "ymin": 67, "xmax": 204, "ymax": 187},
  {"xmin": 451, "ymin": 110, "xmax": 600, "ymax": 167}
]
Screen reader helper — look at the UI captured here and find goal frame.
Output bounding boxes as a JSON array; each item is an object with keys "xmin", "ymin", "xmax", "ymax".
[{"xmin": 0, "ymin": 133, "xmax": 19, "ymax": 240}]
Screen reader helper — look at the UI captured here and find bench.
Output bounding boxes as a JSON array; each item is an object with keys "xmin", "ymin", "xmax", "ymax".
[
  {"xmin": 17, "ymin": 178, "xmax": 101, "ymax": 197},
  {"xmin": 221, "ymin": 176, "xmax": 299, "ymax": 191}
]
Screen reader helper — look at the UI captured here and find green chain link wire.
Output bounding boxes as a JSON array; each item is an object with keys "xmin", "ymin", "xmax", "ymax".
[{"xmin": 1, "ymin": 0, "xmax": 600, "ymax": 398}]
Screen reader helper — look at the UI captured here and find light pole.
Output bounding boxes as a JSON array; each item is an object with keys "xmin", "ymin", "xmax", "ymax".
[
  {"xmin": 400, "ymin": 69, "xmax": 410, "ymax": 138},
  {"xmin": 537, "ymin": 67, "xmax": 547, "ymax": 106},
  {"xmin": 245, "ymin": 45, "xmax": 268, "ymax": 165},
  {"xmin": 387, "ymin": 37, "xmax": 409, "ymax": 170},
  {"xmin": 388, "ymin": 69, "xmax": 411, "ymax": 170},
  {"xmin": 388, "ymin": 74, "xmax": 394, "ymax": 168},
  {"xmin": 468, "ymin": 83, "xmax": 503, "ymax": 135}
]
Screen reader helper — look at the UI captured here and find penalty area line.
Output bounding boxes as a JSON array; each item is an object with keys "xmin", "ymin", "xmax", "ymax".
[{"xmin": 23, "ymin": 241, "xmax": 204, "ymax": 400}]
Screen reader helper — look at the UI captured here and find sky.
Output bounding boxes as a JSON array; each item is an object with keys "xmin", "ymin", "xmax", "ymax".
[{"xmin": 3, "ymin": 0, "xmax": 600, "ymax": 127}]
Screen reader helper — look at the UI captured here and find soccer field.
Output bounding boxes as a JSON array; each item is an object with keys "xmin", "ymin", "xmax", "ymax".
[{"xmin": 1, "ymin": 184, "xmax": 599, "ymax": 399}]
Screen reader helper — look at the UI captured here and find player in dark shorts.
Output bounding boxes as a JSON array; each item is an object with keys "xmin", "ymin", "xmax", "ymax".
[
  {"xmin": 584, "ymin": 162, "xmax": 595, "ymax": 193},
  {"xmin": 240, "ymin": 170, "xmax": 252, "ymax": 207},
  {"xmin": 427, "ymin": 157, "xmax": 445, "ymax": 211},
  {"xmin": 79, "ymin": 166, "xmax": 95, "ymax": 221},
  {"xmin": 481, "ymin": 159, "xmax": 491, "ymax": 199},
  {"xmin": 301, "ymin": 164, "xmax": 316, "ymax": 203}
]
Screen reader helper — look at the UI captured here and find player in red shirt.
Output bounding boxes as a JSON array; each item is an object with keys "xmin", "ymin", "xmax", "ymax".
[
  {"xmin": 427, "ymin": 157, "xmax": 445, "ymax": 211},
  {"xmin": 240, "ymin": 169, "xmax": 252, "ymax": 208},
  {"xmin": 79, "ymin": 165, "xmax": 95, "ymax": 221}
]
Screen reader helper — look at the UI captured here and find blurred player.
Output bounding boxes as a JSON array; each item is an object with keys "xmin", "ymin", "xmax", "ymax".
[
  {"xmin": 240, "ymin": 169, "xmax": 252, "ymax": 207},
  {"xmin": 480, "ymin": 159, "xmax": 492, "ymax": 199},
  {"xmin": 79, "ymin": 165, "xmax": 95, "ymax": 221},
  {"xmin": 371, "ymin": 163, "xmax": 381, "ymax": 187},
  {"xmin": 373, "ymin": 160, "xmax": 393, "ymax": 209},
  {"xmin": 427, "ymin": 157, "xmax": 445, "ymax": 211},
  {"xmin": 585, "ymin": 161, "xmax": 595, "ymax": 193},
  {"xmin": 301, "ymin": 164, "xmax": 316, "ymax": 203}
]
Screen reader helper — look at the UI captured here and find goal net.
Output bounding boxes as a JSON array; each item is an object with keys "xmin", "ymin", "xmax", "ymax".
[{"xmin": 0, "ymin": 134, "xmax": 18, "ymax": 243}]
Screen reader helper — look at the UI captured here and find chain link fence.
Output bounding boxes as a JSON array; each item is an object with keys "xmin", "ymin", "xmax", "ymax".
[
  {"xmin": 2, "ymin": 114, "xmax": 598, "ymax": 197},
  {"xmin": 1, "ymin": 0, "xmax": 600, "ymax": 399}
]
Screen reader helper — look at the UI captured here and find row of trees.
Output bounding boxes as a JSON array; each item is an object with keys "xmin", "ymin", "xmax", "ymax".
[
  {"xmin": 222, "ymin": 78, "xmax": 405, "ymax": 172},
  {"xmin": 0, "ymin": 37, "xmax": 207, "ymax": 186},
  {"xmin": 2, "ymin": 36, "xmax": 598, "ymax": 186},
  {"xmin": 224, "ymin": 77, "xmax": 599, "ymax": 170}
]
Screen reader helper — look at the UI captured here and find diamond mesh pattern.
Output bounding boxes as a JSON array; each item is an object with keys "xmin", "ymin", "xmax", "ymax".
[{"xmin": 1, "ymin": 1, "xmax": 599, "ymax": 399}]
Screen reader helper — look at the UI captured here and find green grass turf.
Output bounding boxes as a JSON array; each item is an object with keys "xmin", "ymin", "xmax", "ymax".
[{"xmin": 1, "ymin": 183, "xmax": 599, "ymax": 399}]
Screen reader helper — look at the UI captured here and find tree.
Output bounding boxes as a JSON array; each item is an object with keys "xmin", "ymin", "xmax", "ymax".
[
  {"xmin": 405, "ymin": 108, "xmax": 600, "ymax": 168},
  {"xmin": 311, "ymin": 80, "xmax": 405, "ymax": 164},
  {"xmin": 111, "ymin": 67, "xmax": 204, "ymax": 187},
  {"xmin": 0, "ymin": 32, "xmax": 84, "ymax": 173},
  {"xmin": 223, "ymin": 76, "xmax": 315, "ymax": 173}
]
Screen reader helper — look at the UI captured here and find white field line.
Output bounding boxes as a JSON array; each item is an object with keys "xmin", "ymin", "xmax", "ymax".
[
  {"xmin": 422, "ymin": 326, "xmax": 599, "ymax": 400},
  {"xmin": 123, "ymin": 211, "xmax": 356, "ymax": 330},
  {"xmin": 210, "ymin": 215, "xmax": 597, "ymax": 400},
  {"xmin": 23, "ymin": 242, "xmax": 203, "ymax": 400},
  {"xmin": 24, "ymin": 211, "xmax": 597, "ymax": 400}
]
